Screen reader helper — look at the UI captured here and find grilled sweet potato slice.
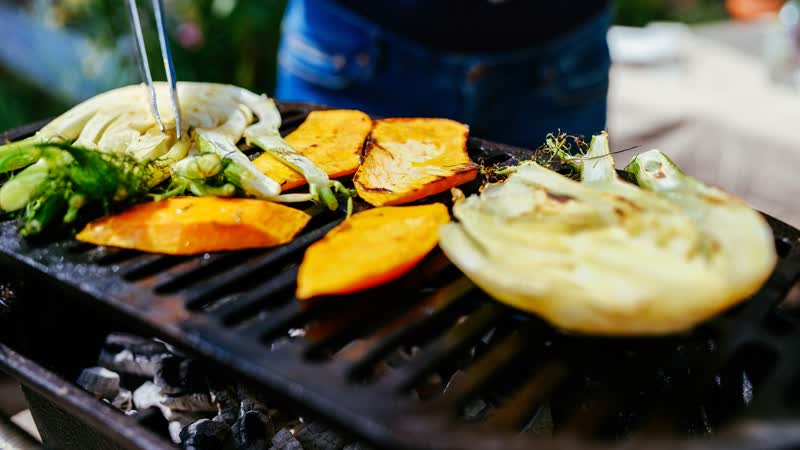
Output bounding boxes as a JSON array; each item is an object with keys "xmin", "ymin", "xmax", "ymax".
[
  {"xmin": 76, "ymin": 197, "xmax": 310, "ymax": 255},
  {"xmin": 253, "ymin": 110, "xmax": 372, "ymax": 190},
  {"xmin": 353, "ymin": 118, "xmax": 478, "ymax": 206},
  {"xmin": 296, "ymin": 203, "xmax": 450, "ymax": 299}
]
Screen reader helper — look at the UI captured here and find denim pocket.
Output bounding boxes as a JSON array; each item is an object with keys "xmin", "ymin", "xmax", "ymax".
[
  {"xmin": 278, "ymin": 0, "xmax": 377, "ymax": 90},
  {"xmin": 542, "ymin": 19, "xmax": 611, "ymax": 108}
]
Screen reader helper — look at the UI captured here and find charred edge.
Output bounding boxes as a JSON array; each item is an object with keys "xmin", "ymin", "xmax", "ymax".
[
  {"xmin": 454, "ymin": 163, "xmax": 480, "ymax": 174},
  {"xmin": 351, "ymin": 174, "xmax": 394, "ymax": 194},
  {"xmin": 369, "ymin": 142, "xmax": 394, "ymax": 160},
  {"xmin": 613, "ymin": 195, "xmax": 643, "ymax": 211},
  {"xmin": 546, "ymin": 192, "xmax": 574, "ymax": 203},
  {"xmin": 613, "ymin": 207, "xmax": 625, "ymax": 218},
  {"xmin": 358, "ymin": 185, "xmax": 394, "ymax": 193},
  {"xmin": 700, "ymin": 193, "xmax": 727, "ymax": 205},
  {"xmin": 359, "ymin": 125, "xmax": 376, "ymax": 163}
]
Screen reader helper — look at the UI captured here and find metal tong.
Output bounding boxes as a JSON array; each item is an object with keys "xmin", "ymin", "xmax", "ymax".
[{"xmin": 125, "ymin": 0, "xmax": 183, "ymax": 139}]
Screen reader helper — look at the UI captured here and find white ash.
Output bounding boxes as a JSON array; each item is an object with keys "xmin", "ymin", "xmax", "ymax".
[
  {"xmin": 100, "ymin": 349, "xmax": 167, "ymax": 378},
  {"xmin": 77, "ymin": 367, "xmax": 120, "ymax": 400},
  {"xmin": 133, "ymin": 382, "xmax": 165, "ymax": 411},
  {"xmin": 112, "ymin": 388, "xmax": 133, "ymax": 412},
  {"xmin": 270, "ymin": 428, "xmax": 302, "ymax": 450},
  {"xmin": 288, "ymin": 328, "xmax": 306, "ymax": 338},
  {"xmin": 105, "ymin": 333, "xmax": 170, "ymax": 355},
  {"xmin": 98, "ymin": 334, "xmax": 172, "ymax": 377},
  {"xmin": 88, "ymin": 333, "xmax": 357, "ymax": 450}
]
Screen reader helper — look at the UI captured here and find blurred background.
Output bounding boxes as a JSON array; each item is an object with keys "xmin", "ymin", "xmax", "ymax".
[
  {"xmin": 0, "ymin": 0, "xmax": 779, "ymax": 131},
  {"xmin": 0, "ymin": 0, "xmax": 798, "ymax": 225}
]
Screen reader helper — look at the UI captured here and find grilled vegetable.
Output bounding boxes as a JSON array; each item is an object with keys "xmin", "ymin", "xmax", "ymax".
[
  {"xmin": 241, "ymin": 95, "xmax": 349, "ymax": 210},
  {"xmin": 438, "ymin": 133, "xmax": 776, "ymax": 335},
  {"xmin": 296, "ymin": 203, "xmax": 450, "ymax": 300},
  {"xmin": 76, "ymin": 197, "xmax": 311, "ymax": 255},
  {"xmin": 0, "ymin": 144, "xmax": 154, "ymax": 235},
  {"xmin": 353, "ymin": 118, "xmax": 478, "ymax": 206},
  {"xmin": 0, "ymin": 82, "xmax": 349, "ymax": 235},
  {"xmin": 253, "ymin": 110, "xmax": 372, "ymax": 191}
]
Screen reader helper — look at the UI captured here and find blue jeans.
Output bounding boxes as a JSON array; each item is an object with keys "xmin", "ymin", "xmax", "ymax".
[{"xmin": 276, "ymin": 0, "xmax": 611, "ymax": 148}]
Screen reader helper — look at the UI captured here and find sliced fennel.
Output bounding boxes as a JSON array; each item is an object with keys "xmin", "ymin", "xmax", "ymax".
[
  {"xmin": 0, "ymin": 82, "xmax": 345, "ymax": 205},
  {"xmin": 438, "ymin": 133, "xmax": 776, "ymax": 335},
  {"xmin": 0, "ymin": 82, "xmax": 347, "ymax": 235}
]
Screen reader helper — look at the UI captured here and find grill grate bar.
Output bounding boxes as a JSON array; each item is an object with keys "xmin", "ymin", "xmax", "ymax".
[
  {"xmin": 182, "ymin": 220, "xmax": 342, "ymax": 310},
  {"xmin": 120, "ymin": 254, "xmax": 191, "ymax": 281},
  {"xmin": 484, "ymin": 362, "xmax": 568, "ymax": 430},
  {"xmin": 236, "ymin": 295, "xmax": 318, "ymax": 341},
  {"xmin": 4, "ymin": 109, "xmax": 800, "ymax": 450},
  {"xmin": 344, "ymin": 277, "xmax": 476, "ymax": 379},
  {"xmin": 739, "ymin": 256, "xmax": 800, "ymax": 323},
  {"xmin": 91, "ymin": 248, "xmax": 139, "ymax": 265},
  {"xmin": 385, "ymin": 301, "xmax": 509, "ymax": 393},
  {"xmin": 437, "ymin": 330, "xmax": 531, "ymax": 404},
  {"xmin": 213, "ymin": 269, "xmax": 299, "ymax": 325},
  {"xmin": 151, "ymin": 250, "xmax": 261, "ymax": 293}
]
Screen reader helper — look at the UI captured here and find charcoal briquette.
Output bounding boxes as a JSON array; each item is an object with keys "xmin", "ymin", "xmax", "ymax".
[
  {"xmin": 210, "ymin": 386, "xmax": 240, "ymax": 425},
  {"xmin": 237, "ymin": 385, "xmax": 270, "ymax": 415},
  {"xmin": 99, "ymin": 334, "xmax": 171, "ymax": 377},
  {"xmin": 233, "ymin": 410, "xmax": 275, "ymax": 450},
  {"xmin": 179, "ymin": 418, "xmax": 235, "ymax": 450},
  {"xmin": 162, "ymin": 392, "xmax": 216, "ymax": 412},
  {"xmin": 77, "ymin": 367, "xmax": 120, "ymax": 400},
  {"xmin": 99, "ymin": 348, "xmax": 167, "ymax": 378},
  {"xmin": 168, "ymin": 412, "xmax": 211, "ymax": 444},
  {"xmin": 270, "ymin": 428, "xmax": 302, "ymax": 450},
  {"xmin": 343, "ymin": 443, "xmax": 373, "ymax": 450},
  {"xmin": 295, "ymin": 421, "xmax": 346, "ymax": 450},
  {"xmin": 462, "ymin": 397, "xmax": 491, "ymax": 421},
  {"xmin": 155, "ymin": 355, "xmax": 207, "ymax": 395}
]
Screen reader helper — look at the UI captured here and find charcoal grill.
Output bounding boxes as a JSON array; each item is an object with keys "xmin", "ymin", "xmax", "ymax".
[{"xmin": 1, "ymin": 102, "xmax": 800, "ymax": 450}]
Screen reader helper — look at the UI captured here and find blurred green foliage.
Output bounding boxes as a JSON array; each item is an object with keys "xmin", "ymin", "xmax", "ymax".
[
  {"xmin": 614, "ymin": 0, "xmax": 728, "ymax": 27},
  {"xmin": 0, "ymin": 0, "xmax": 728, "ymax": 132},
  {"xmin": 0, "ymin": 0, "xmax": 287, "ymax": 132},
  {"xmin": 0, "ymin": 67, "xmax": 70, "ymax": 133}
]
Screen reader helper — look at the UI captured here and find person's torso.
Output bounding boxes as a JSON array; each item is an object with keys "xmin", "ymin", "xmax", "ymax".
[{"xmin": 334, "ymin": 0, "xmax": 610, "ymax": 51}]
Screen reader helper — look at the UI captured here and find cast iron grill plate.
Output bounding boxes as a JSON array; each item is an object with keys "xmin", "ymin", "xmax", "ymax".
[{"xmin": 2, "ymin": 103, "xmax": 800, "ymax": 450}]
